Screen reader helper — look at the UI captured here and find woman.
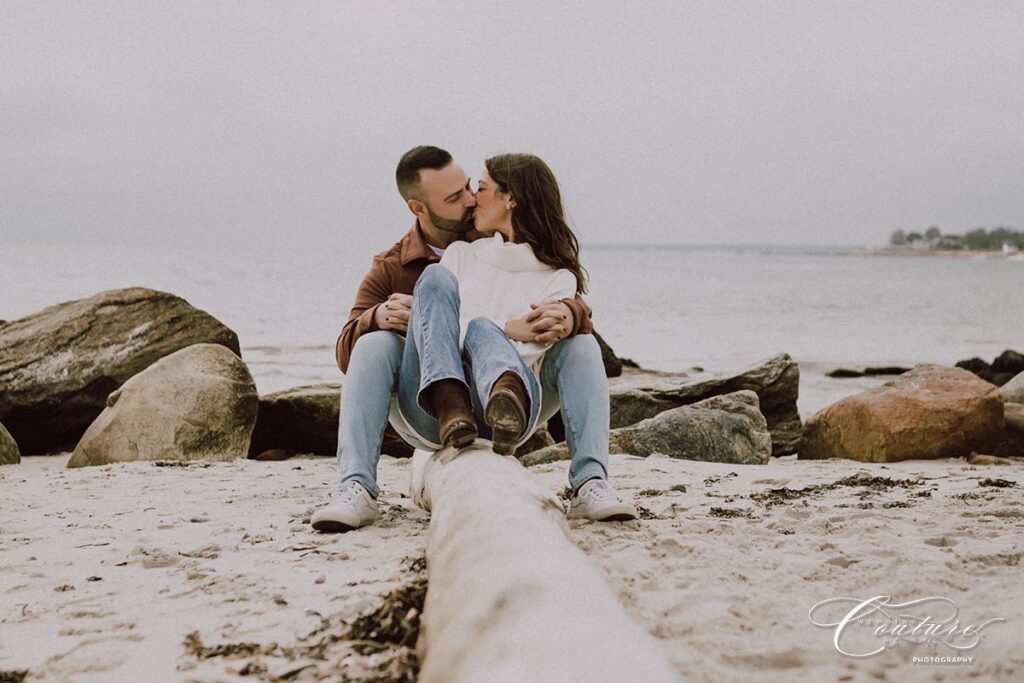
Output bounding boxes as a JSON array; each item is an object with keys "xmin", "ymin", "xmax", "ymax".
[{"xmin": 390, "ymin": 153, "xmax": 586, "ymax": 456}]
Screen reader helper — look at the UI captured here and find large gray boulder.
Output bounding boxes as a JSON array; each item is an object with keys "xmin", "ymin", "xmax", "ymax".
[
  {"xmin": 525, "ymin": 390, "xmax": 771, "ymax": 465},
  {"xmin": 0, "ymin": 288, "xmax": 239, "ymax": 454},
  {"xmin": 607, "ymin": 353, "xmax": 801, "ymax": 456},
  {"xmin": 248, "ymin": 382, "xmax": 413, "ymax": 460},
  {"xmin": 1001, "ymin": 371, "xmax": 1024, "ymax": 405},
  {"xmin": 0, "ymin": 422, "xmax": 19, "ymax": 465},
  {"xmin": 68, "ymin": 344, "xmax": 257, "ymax": 467}
]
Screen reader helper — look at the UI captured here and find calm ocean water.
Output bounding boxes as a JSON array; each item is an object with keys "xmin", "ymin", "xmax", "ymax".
[{"xmin": 3, "ymin": 244, "xmax": 1021, "ymax": 416}]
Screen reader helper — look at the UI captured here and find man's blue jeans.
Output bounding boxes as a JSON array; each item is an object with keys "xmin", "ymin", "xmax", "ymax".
[{"xmin": 337, "ymin": 264, "xmax": 609, "ymax": 497}]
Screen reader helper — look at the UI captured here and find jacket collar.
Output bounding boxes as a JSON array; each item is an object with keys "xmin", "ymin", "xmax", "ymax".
[
  {"xmin": 399, "ymin": 221, "xmax": 442, "ymax": 266},
  {"xmin": 398, "ymin": 220, "xmax": 487, "ymax": 266}
]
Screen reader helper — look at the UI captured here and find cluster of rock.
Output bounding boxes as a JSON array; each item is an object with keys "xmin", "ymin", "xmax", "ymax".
[
  {"xmin": 525, "ymin": 390, "xmax": 772, "ymax": 466},
  {"xmin": 955, "ymin": 350, "xmax": 1024, "ymax": 388},
  {"xmin": 0, "ymin": 288, "xmax": 239, "ymax": 454},
  {"xmin": 826, "ymin": 366, "xmax": 909, "ymax": 379},
  {"xmin": 2, "ymin": 286, "xmax": 1019, "ymax": 469},
  {"xmin": 248, "ymin": 354, "xmax": 801, "ymax": 464},
  {"xmin": 0, "ymin": 287, "xmax": 805, "ymax": 468},
  {"xmin": 1, "ymin": 289, "xmax": 252, "ymax": 467}
]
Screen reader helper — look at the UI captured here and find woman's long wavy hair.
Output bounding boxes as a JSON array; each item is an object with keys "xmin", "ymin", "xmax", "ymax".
[{"xmin": 485, "ymin": 154, "xmax": 587, "ymax": 294}]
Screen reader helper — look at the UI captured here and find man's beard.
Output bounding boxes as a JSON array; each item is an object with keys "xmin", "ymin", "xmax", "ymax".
[{"xmin": 427, "ymin": 204, "xmax": 475, "ymax": 234}]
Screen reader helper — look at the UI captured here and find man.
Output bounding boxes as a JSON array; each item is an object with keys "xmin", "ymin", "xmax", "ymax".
[{"xmin": 312, "ymin": 146, "xmax": 636, "ymax": 532}]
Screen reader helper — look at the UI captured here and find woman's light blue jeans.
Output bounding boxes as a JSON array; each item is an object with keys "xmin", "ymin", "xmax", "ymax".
[
  {"xmin": 337, "ymin": 263, "xmax": 609, "ymax": 496},
  {"xmin": 393, "ymin": 263, "xmax": 542, "ymax": 450}
]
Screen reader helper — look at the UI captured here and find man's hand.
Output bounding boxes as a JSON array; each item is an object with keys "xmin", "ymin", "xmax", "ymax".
[
  {"xmin": 374, "ymin": 293, "xmax": 412, "ymax": 333},
  {"xmin": 503, "ymin": 318, "xmax": 536, "ymax": 342},
  {"xmin": 525, "ymin": 299, "xmax": 574, "ymax": 344}
]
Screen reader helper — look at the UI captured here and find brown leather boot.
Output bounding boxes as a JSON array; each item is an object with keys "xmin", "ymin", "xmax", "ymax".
[
  {"xmin": 485, "ymin": 372, "xmax": 530, "ymax": 455},
  {"xmin": 428, "ymin": 379, "xmax": 478, "ymax": 449}
]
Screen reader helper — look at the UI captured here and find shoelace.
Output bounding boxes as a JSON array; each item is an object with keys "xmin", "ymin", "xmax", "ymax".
[
  {"xmin": 330, "ymin": 482, "xmax": 364, "ymax": 505},
  {"xmin": 578, "ymin": 480, "xmax": 613, "ymax": 502}
]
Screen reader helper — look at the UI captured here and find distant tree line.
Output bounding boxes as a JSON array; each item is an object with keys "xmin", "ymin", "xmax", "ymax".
[{"xmin": 889, "ymin": 226, "xmax": 1022, "ymax": 250}]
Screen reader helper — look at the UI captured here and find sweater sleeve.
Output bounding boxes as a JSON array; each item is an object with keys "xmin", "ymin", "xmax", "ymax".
[
  {"xmin": 335, "ymin": 255, "xmax": 394, "ymax": 374},
  {"xmin": 546, "ymin": 270, "xmax": 579, "ymax": 306},
  {"xmin": 561, "ymin": 294, "xmax": 593, "ymax": 336}
]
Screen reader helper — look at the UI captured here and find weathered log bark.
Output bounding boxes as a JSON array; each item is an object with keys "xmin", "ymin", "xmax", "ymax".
[{"xmin": 410, "ymin": 444, "xmax": 678, "ymax": 682}]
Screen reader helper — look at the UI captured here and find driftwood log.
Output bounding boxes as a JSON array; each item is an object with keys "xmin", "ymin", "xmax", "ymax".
[{"xmin": 410, "ymin": 444, "xmax": 679, "ymax": 682}]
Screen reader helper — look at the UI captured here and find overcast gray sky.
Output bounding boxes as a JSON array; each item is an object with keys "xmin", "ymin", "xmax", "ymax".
[{"xmin": 2, "ymin": 1, "xmax": 1022, "ymax": 253}]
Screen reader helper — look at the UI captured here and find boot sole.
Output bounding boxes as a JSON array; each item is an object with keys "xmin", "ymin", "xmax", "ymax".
[
  {"xmin": 441, "ymin": 419, "xmax": 478, "ymax": 450},
  {"xmin": 486, "ymin": 390, "xmax": 527, "ymax": 455}
]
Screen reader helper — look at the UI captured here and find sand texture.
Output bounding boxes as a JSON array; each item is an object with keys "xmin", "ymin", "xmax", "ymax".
[{"xmin": 2, "ymin": 452, "xmax": 1022, "ymax": 682}]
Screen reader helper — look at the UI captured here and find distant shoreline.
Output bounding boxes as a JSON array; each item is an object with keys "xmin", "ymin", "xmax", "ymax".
[
  {"xmin": 583, "ymin": 243, "xmax": 1024, "ymax": 259},
  {"xmin": 841, "ymin": 247, "xmax": 1024, "ymax": 260}
]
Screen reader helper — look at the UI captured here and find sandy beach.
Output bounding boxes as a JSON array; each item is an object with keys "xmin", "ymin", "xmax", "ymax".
[{"xmin": 2, "ymin": 451, "xmax": 1022, "ymax": 682}]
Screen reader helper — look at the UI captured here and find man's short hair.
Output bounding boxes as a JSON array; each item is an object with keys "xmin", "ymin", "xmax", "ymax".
[{"xmin": 396, "ymin": 146, "xmax": 453, "ymax": 200}]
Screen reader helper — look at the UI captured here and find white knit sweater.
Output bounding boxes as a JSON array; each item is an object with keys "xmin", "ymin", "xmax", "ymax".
[{"xmin": 439, "ymin": 233, "xmax": 578, "ymax": 373}]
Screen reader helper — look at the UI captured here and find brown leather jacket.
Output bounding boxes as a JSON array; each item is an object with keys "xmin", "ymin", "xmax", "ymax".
[{"xmin": 335, "ymin": 222, "xmax": 593, "ymax": 372}]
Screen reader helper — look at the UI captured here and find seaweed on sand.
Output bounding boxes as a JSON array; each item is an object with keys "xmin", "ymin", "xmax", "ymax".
[
  {"xmin": 179, "ymin": 556, "xmax": 427, "ymax": 682},
  {"xmin": 749, "ymin": 473, "xmax": 925, "ymax": 509}
]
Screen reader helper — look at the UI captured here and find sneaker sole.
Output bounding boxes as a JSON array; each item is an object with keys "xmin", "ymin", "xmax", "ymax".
[
  {"xmin": 567, "ymin": 505, "xmax": 639, "ymax": 522},
  {"xmin": 593, "ymin": 511, "xmax": 639, "ymax": 522},
  {"xmin": 311, "ymin": 519, "xmax": 358, "ymax": 533}
]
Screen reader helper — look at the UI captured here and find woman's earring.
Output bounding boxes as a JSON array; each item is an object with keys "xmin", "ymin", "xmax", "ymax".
[{"xmin": 505, "ymin": 202, "xmax": 512, "ymax": 210}]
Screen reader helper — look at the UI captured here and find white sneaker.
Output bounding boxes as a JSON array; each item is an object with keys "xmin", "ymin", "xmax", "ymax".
[
  {"xmin": 567, "ymin": 479, "xmax": 638, "ymax": 521},
  {"xmin": 311, "ymin": 481, "xmax": 380, "ymax": 533}
]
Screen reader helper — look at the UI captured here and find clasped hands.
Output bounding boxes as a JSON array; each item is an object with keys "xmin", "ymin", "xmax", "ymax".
[{"xmin": 375, "ymin": 294, "xmax": 573, "ymax": 344}]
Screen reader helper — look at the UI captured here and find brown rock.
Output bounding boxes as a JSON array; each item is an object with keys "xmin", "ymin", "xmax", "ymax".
[
  {"xmin": 0, "ymin": 288, "xmax": 239, "ymax": 454},
  {"xmin": 800, "ymin": 365, "xmax": 1004, "ymax": 462}
]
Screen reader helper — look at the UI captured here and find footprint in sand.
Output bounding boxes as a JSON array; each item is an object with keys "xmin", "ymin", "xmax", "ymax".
[
  {"xmin": 923, "ymin": 535, "xmax": 960, "ymax": 547},
  {"xmin": 823, "ymin": 555, "xmax": 858, "ymax": 568},
  {"xmin": 651, "ymin": 537, "xmax": 694, "ymax": 559},
  {"xmin": 129, "ymin": 547, "xmax": 180, "ymax": 568}
]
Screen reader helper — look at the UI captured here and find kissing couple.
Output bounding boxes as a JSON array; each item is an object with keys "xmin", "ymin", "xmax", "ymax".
[{"xmin": 312, "ymin": 146, "xmax": 637, "ymax": 532}]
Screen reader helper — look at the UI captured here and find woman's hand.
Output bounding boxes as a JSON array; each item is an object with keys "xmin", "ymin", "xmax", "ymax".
[{"xmin": 526, "ymin": 300, "xmax": 573, "ymax": 343}]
